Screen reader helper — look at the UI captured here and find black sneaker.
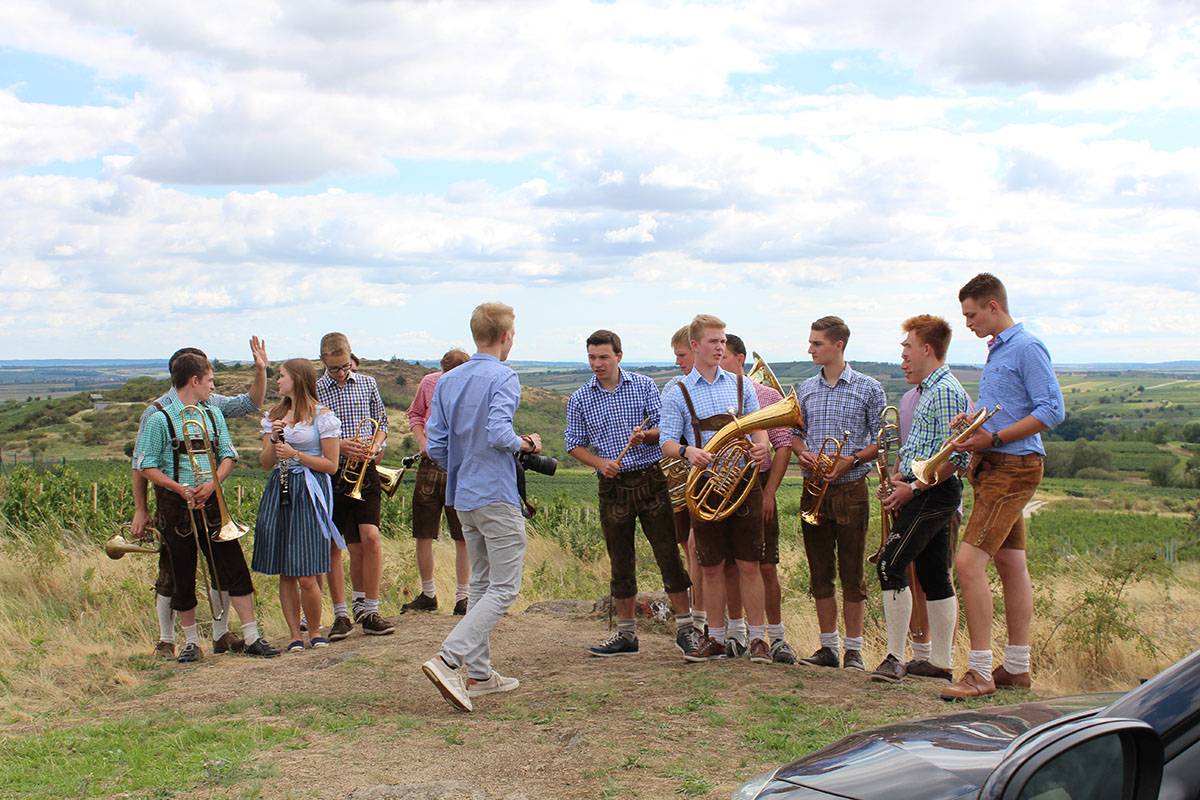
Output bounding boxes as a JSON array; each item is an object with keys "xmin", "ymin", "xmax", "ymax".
[
  {"xmin": 177, "ymin": 642, "xmax": 202, "ymax": 663},
  {"xmin": 725, "ymin": 638, "xmax": 748, "ymax": 658},
  {"xmin": 674, "ymin": 626, "xmax": 701, "ymax": 655},
  {"xmin": 245, "ymin": 638, "xmax": 281, "ymax": 658},
  {"xmin": 870, "ymin": 654, "xmax": 906, "ymax": 683},
  {"xmin": 905, "ymin": 659, "xmax": 953, "ymax": 682},
  {"xmin": 589, "ymin": 632, "xmax": 639, "ymax": 657},
  {"xmin": 402, "ymin": 593, "xmax": 438, "ymax": 613},
  {"xmin": 800, "ymin": 646, "xmax": 840, "ymax": 668},
  {"xmin": 352, "ymin": 599, "xmax": 367, "ymax": 624},
  {"xmin": 328, "ymin": 615, "xmax": 353, "ymax": 641},
  {"xmin": 770, "ymin": 639, "xmax": 798, "ymax": 665},
  {"xmin": 843, "ymin": 649, "xmax": 865, "ymax": 671},
  {"xmin": 453, "ymin": 598, "xmax": 468, "ymax": 615},
  {"xmin": 361, "ymin": 612, "xmax": 396, "ymax": 636}
]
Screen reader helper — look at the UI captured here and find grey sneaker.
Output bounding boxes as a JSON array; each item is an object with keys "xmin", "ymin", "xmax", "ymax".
[
  {"xmin": 800, "ymin": 646, "xmax": 839, "ymax": 668},
  {"xmin": 422, "ymin": 656, "xmax": 472, "ymax": 712},
  {"xmin": 843, "ymin": 649, "xmax": 865, "ymax": 671},
  {"xmin": 770, "ymin": 639, "xmax": 797, "ymax": 665},
  {"xmin": 352, "ymin": 599, "xmax": 367, "ymax": 624},
  {"xmin": 467, "ymin": 670, "xmax": 520, "ymax": 698},
  {"xmin": 675, "ymin": 626, "xmax": 701, "ymax": 655},
  {"xmin": 725, "ymin": 638, "xmax": 748, "ymax": 658},
  {"xmin": 589, "ymin": 632, "xmax": 639, "ymax": 657}
]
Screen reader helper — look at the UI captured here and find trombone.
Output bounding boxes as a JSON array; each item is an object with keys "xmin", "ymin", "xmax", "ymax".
[
  {"xmin": 341, "ymin": 417, "xmax": 385, "ymax": 501},
  {"xmin": 868, "ymin": 407, "xmax": 902, "ymax": 565},
  {"xmin": 378, "ymin": 453, "xmax": 420, "ymax": 498},
  {"xmin": 799, "ymin": 430, "xmax": 851, "ymax": 525}
]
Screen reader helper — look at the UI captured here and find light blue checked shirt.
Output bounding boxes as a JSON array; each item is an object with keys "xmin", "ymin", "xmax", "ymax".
[
  {"xmin": 565, "ymin": 369, "xmax": 662, "ymax": 472},
  {"xmin": 660, "ymin": 367, "xmax": 760, "ymax": 449},
  {"xmin": 793, "ymin": 363, "xmax": 886, "ymax": 484},
  {"xmin": 132, "ymin": 386, "xmax": 253, "ymax": 470},
  {"xmin": 897, "ymin": 365, "xmax": 971, "ymax": 479},
  {"xmin": 133, "ymin": 397, "xmax": 237, "ymax": 486},
  {"xmin": 978, "ymin": 323, "xmax": 1065, "ymax": 456}
]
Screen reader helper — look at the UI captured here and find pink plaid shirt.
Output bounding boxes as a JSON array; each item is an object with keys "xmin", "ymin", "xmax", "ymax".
[
  {"xmin": 407, "ymin": 371, "xmax": 442, "ymax": 431},
  {"xmin": 753, "ymin": 381, "xmax": 790, "ymax": 472}
]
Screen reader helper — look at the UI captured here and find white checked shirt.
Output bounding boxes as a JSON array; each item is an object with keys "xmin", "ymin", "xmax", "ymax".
[
  {"xmin": 793, "ymin": 363, "xmax": 885, "ymax": 483},
  {"xmin": 316, "ymin": 371, "xmax": 388, "ymax": 460},
  {"xmin": 565, "ymin": 369, "xmax": 662, "ymax": 471}
]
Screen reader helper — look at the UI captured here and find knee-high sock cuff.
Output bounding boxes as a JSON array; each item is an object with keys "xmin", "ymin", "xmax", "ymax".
[
  {"xmin": 882, "ymin": 588, "xmax": 912, "ymax": 660},
  {"xmin": 926, "ymin": 596, "xmax": 958, "ymax": 670}
]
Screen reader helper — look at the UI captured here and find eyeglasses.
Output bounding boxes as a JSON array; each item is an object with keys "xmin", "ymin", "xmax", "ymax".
[{"xmin": 327, "ymin": 362, "xmax": 353, "ymax": 374}]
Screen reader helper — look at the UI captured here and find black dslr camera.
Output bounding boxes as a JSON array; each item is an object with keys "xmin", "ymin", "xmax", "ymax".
[{"xmin": 514, "ymin": 451, "xmax": 557, "ymax": 518}]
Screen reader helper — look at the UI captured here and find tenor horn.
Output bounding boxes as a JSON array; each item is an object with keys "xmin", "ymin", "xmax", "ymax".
[
  {"xmin": 800, "ymin": 430, "xmax": 852, "ymax": 526},
  {"xmin": 684, "ymin": 391, "xmax": 803, "ymax": 523},
  {"xmin": 868, "ymin": 407, "xmax": 902, "ymax": 565},
  {"xmin": 910, "ymin": 405, "xmax": 1002, "ymax": 486}
]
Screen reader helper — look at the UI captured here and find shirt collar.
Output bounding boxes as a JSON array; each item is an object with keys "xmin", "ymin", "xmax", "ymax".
[
  {"xmin": 472, "ymin": 353, "xmax": 500, "ymax": 363},
  {"xmin": 919, "ymin": 364, "xmax": 951, "ymax": 393},
  {"xmin": 990, "ymin": 322, "xmax": 1024, "ymax": 349},
  {"xmin": 587, "ymin": 368, "xmax": 629, "ymax": 392},
  {"xmin": 685, "ymin": 365, "xmax": 731, "ymax": 387},
  {"xmin": 822, "ymin": 363, "xmax": 855, "ymax": 387},
  {"xmin": 319, "ymin": 370, "xmax": 356, "ymax": 386}
]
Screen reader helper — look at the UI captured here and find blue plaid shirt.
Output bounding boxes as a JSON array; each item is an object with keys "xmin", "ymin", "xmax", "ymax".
[
  {"xmin": 660, "ymin": 367, "xmax": 760, "ymax": 449},
  {"xmin": 978, "ymin": 323, "xmax": 1065, "ymax": 456},
  {"xmin": 793, "ymin": 364, "xmax": 885, "ymax": 484},
  {"xmin": 133, "ymin": 386, "xmax": 254, "ymax": 469},
  {"xmin": 565, "ymin": 369, "xmax": 662, "ymax": 472},
  {"xmin": 133, "ymin": 398, "xmax": 237, "ymax": 485},
  {"xmin": 317, "ymin": 371, "xmax": 388, "ymax": 461},
  {"xmin": 898, "ymin": 365, "xmax": 971, "ymax": 479}
]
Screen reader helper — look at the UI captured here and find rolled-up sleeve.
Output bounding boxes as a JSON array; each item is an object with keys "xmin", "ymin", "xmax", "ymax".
[
  {"xmin": 487, "ymin": 373, "xmax": 525, "ymax": 454},
  {"xmin": 211, "ymin": 392, "xmax": 258, "ymax": 418},
  {"xmin": 1022, "ymin": 342, "xmax": 1065, "ymax": 429},
  {"xmin": 407, "ymin": 374, "xmax": 435, "ymax": 430},
  {"xmin": 564, "ymin": 391, "xmax": 588, "ymax": 451},
  {"xmin": 426, "ymin": 386, "xmax": 449, "ymax": 468},
  {"xmin": 134, "ymin": 414, "xmax": 168, "ymax": 471}
]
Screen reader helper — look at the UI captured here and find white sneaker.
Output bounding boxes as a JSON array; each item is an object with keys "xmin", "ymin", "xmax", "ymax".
[
  {"xmin": 422, "ymin": 656, "xmax": 473, "ymax": 712},
  {"xmin": 467, "ymin": 670, "xmax": 520, "ymax": 698}
]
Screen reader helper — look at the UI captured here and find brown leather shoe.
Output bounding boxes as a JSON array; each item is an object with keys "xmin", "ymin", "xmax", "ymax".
[
  {"xmin": 941, "ymin": 669, "xmax": 996, "ymax": 701},
  {"xmin": 748, "ymin": 638, "xmax": 772, "ymax": 664},
  {"xmin": 213, "ymin": 631, "xmax": 245, "ymax": 654},
  {"xmin": 154, "ymin": 640, "xmax": 175, "ymax": 659},
  {"xmin": 682, "ymin": 635, "xmax": 728, "ymax": 662},
  {"xmin": 994, "ymin": 664, "xmax": 1032, "ymax": 689}
]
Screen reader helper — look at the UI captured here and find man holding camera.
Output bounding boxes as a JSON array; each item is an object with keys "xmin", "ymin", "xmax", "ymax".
[
  {"xmin": 421, "ymin": 302, "xmax": 542, "ymax": 713},
  {"xmin": 566, "ymin": 330, "xmax": 695, "ymax": 659}
]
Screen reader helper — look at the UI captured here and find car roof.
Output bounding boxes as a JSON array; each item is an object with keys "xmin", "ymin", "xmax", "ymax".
[{"xmin": 1104, "ymin": 647, "xmax": 1200, "ymax": 759}]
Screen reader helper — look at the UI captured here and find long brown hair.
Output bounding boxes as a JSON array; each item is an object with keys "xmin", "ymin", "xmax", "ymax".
[{"xmin": 269, "ymin": 358, "xmax": 320, "ymax": 424}]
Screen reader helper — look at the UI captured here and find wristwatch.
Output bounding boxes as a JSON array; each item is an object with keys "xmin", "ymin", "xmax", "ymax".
[
  {"xmin": 678, "ymin": 443, "xmax": 688, "ymax": 459},
  {"xmin": 909, "ymin": 482, "xmax": 923, "ymax": 496},
  {"xmin": 991, "ymin": 431, "xmax": 1004, "ymax": 449},
  {"xmin": 850, "ymin": 455, "xmax": 862, "ymax": 470}
]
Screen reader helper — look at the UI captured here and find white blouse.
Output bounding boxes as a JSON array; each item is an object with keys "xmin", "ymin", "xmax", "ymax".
[{"xmin": 260, "ymin": 408, "xmax": 342, "ymax": 457}]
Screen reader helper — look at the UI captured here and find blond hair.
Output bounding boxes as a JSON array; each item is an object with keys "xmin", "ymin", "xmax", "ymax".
[
  {"xmin": 688, "ymin": 314, "xmax": 725, "ymax": 345},
  {"xmin": 670, "ymin": 325, "xmax": 690, "ymax": 349},
  {"xmin": 470, "ymin": 302, "xmax": 515, "ymax": 345},
  {"xmin": 320, "ymin": 332, "xmax": 351, "ymax": 358}
]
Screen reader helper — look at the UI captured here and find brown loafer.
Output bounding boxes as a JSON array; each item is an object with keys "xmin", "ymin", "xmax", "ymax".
[
  {"xmin": 213, "ymin": 631, "xmax": 245, "ymax": 654},
  {"xmin": 154, "ymin": 640, "xmax": 175, "ymax": 659},
  {"xmin": 993, "ymin": 664, "xmax": 1032, "ymax": 689},
  {"xmin": 940, "ymin": 668, "xmax": 996, "ymax": 701}
]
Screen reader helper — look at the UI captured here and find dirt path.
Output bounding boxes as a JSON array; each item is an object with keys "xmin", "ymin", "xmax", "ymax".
[
  {"xmin": 1024, "ymin": 499, "xmax": 1049, "ymax": 518},
  {"xmin": 96, "ymin": 609, "xmax": 964, "ymax": 799}
]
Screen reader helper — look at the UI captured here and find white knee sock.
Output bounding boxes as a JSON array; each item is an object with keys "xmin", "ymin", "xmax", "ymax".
[
  {"xmin": 882, "ymin": 589, "xmax": 912, "ymax": 660},
  {"xmin": 421, "ymin": 579, "xmax": 436, "ymax": 598},
  {"xmin": 156, "ymin": 594, "xmax": 175, "ymax": 643},
  {"xmin": 1003, "ymin": 644, "xmax": 1031, "ymax": 674},
  {"xmin": 911, "ymin": 641, "xmax": 931, "ymax": 662},
  {"xmin": 926, "ymin": 596, "xmax": 958, "ymax": 670},
  {"xmin": 968, "ymin": 649, "xmax": 993, "ymax": 681}
]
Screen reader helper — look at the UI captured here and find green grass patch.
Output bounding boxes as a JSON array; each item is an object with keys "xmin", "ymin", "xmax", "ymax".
[
  {"xmin": 740, "ymin": 693, "xmax": 878, "ymax": 762},
  {"xmin": 0, "ymin": 713, "xmax": 295, "ymax": 799}
]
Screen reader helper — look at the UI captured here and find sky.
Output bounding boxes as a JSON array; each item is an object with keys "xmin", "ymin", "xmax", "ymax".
[{"xmin": 1, "ymin": 1, "xmax": 1198, "ymax": 366}]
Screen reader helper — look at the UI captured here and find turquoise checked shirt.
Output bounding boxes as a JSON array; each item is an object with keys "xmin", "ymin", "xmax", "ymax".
[{"xmin": 897, "ymin": 365, "xmax": 971, "ymax": 479}]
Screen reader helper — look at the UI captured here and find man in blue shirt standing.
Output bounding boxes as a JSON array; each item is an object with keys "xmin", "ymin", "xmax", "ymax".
[
  {"xmin": 421, "ymin": 302, "xmax": 544, "ymax": 712},
  {"xmin": 943, "ymin": 273, "xmax": 1065, "ymax": 700}
]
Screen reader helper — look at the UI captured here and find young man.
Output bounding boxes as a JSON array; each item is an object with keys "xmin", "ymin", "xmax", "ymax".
[
  {"xmin": 720, "ymin": 334, "xmax": 797, "ymax": 663},
  {"xmin": 134, "ymin": 353, "xmax": 278, "ymax": 662},
  {"xmin": 565, "ymin": 330, "xmax": 696, "ymax": 658},
  {"xmin": 663, "ymin": 325, "xmax": 704, "ymax": 632},
  {"xmin": 943, "ymin": 274, "xmax": 1064, "ymax": 700},
  {"xmin": 660, "ymin": 315, "xmax": 773, "ymax": 664},
  {"xmin": 131, "ymin": 338, "xmax": 268, "ymax": 658},
  {"xmin": 792, "ymin": 316, "xmax": 885, "ymax": 672},
  {"xmin": 316, "ymin": 333, "xmax": 395, "ymax": 638},
  {"xmin": 403, "ymin": 348, "xmax": 472, "ymax": 615},
  {"xmin": 422, "ymin": 302, "xmax": 542, "ymax": 712},
  {"xmin": 870, "ymin": 316, "xmax": 969, "ymax": 684}
]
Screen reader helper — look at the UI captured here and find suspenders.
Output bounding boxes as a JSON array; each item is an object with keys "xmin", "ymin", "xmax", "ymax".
[{"xmin": 153, "ymin": 401, "xmax": 221, "ymax": 483}]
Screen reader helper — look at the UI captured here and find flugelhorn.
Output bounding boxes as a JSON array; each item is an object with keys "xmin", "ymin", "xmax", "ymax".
[
  {"xmin": 800, "ymin": 430, "xmax": 852, "ymax": 525},
  {"xmin": 684, "ymin": 391, "xmax": 803, "ymax": 523},
  {"xmin": 747, "ymin": 352, "xmax": 785, "ymax": 396},
  {"xmin": 105, "ymin": 523, "xmax": 160, "ymax": 559},
  {"xmin": 341, "ymin": 417, "xmax": 384, "ymax": 501},
  {"xmin": 378, "ymin": 454, "xmax": 419, "ymax": 498},
  {"xmin": 868, "ymin": 407, "xmax": 902, "ymax": 565},
  {"xmin": 910, "ymin": 404, "xmax": 1002, "ymax": 486},
  {"xmin": 181, "ymin": 405, "xmax": 248, "ymax": 543}
]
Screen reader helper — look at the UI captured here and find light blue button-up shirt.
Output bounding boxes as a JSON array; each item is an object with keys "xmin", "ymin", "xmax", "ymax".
[
  {"xmin": 426, "ymin": 353, "xmax": 525, "ymax": 513},
  {"xmin": 660, "ymin": 366, "xmax": 760, "ymax": 449},
  {"xmin": 978, "ymin": 322, "xmax": 1065, "ymax": 456}
]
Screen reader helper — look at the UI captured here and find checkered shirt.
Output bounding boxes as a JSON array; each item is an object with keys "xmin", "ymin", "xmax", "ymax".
[
  {"xmin": 316, "ymin": 371, "xmax": 388, "ymax": 461},
  {"xmin": 793, "ymin": 363, "xmax": 885, "ymax": 484},
  {"xmin": 565, "ymin": 369, "xmax": 662, "ymax": 471},
  {"xmin": 660, "ymin": 367, "xmax": 760, "ymax": 449},
  {"xmin": 752, "ymin": 381, "xmax": 790, "ymax": 473},
  {"xmin": 898, "ymin": 365, "xmax": 971, "ymax": 479}
]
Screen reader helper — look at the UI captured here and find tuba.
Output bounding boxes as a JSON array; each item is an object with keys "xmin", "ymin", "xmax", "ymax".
[
  {"xmin": 181, "ymin": 405, "xmax": 248, "ymax": 543},
  {"xmin": 747, "ymin": 352, "xmax": 785, "ymax": 396},
  {"xmin": 341, "ymin": 418, "xmax": 384, "ymax": 501},
  {"xmin": 910, "ymin": 405, "xmax": 1002, "ymax": 486},
  {"xmin": 684, "ymin": 391, "xmax": 803, "ymax": 523},
  {"xmin": 868, "ymin": 407, "xmax": 902, "ymax": 565},
  {"xmin": 659, "ymin": 455, "xmax": 692, "ymax": 511},
  {"xmin": 105, "ymin": 524, "xmax": 161, "ymax": 559},
  {"xmin": 800, "ymin": 430, "xmax": 852, "ymax": 525}
]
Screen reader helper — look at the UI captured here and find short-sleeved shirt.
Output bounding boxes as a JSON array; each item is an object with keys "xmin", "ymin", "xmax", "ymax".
[
  {"xmin": 897, "ymin": 365, "xmax": 971, "ymax": 478},
  {"xmin": 660, "ymin": 366, "xmax": 760, "ymax": 449},
  {"xmin": 751, "ymin": 381, "xmax": 789, "ymax": 473},
  {"xmin": 316, "ymin": 371, "xmax": 388, "ymax": 458},
  {"xmin": 259, "ymin": 408, "xmax": 342, "ymax": 456},
  {"xmin": 977, "ymin": 323, "xmax": 1065, "ymax": 456},
  {"xmin": 407, "ymin": 371, "xmax": 442, "ymax": 431},
  {"xmin": 133, "ymin": 397, "xmax": 238, "ymax": 486},
  {"xmin": 793, "ymin": 364, "xmax": 885, "ymax": 483},
  {"xmin": 133, "ymin": 386, "xmax": 257, "ymax": 467},
  {"xmin": 565, "ymin": 369, "xmax": 662, "ymax": 472}
]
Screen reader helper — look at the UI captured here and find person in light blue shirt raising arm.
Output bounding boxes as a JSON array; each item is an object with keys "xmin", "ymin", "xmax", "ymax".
[
  {"xmin": 421, "ymin": 302, "xmax": 544, "ymax": 713},
  {"xmin": 942, "ymin": 273, "xmax": 1065, "ymax": 701}
]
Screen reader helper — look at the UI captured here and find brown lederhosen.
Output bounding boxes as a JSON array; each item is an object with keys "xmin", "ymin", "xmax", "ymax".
[{"xmin": 677, "ymin": 377, "xmax": 764, "ymax": 567}]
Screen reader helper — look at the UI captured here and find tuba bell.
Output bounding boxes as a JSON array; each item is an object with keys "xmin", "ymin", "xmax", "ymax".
[
  {"xmin": 747, "ymin": 351, "xmax": 785, "ymax": 396},
  {"xmin": 684, "ymin": 391, "xmax": 804, "ymax": 523}
]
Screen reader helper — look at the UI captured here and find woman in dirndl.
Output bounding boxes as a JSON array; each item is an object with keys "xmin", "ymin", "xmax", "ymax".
[{"xmin": 253, "ymin": 357, "xmax": 345, "ymax": 652}]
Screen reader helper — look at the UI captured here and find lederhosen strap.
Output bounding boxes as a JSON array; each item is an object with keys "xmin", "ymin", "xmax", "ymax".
[
  {"xmin": 154, "ymin": 401, "xmax": 221, "ymax": 532},
  {"xmin": 677, "ymin": 373, "xmax": 745, "ymax": 446}
]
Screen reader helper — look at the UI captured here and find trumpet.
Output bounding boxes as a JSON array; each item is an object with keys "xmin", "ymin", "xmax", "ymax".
[
  {"xmin": 910, "ymin": 405, "xmax": 1003, "ymax": 486},
  {"xmin": 105, "ymin": 523, "xmax": 161, "ymax": 559},
  {"xmin": 377, "ymin": 454, "xmax": 420, "ymax": 498},
  {"xmin": 747, "ymin": 352, "xmax": 785, "ymax": 396},
  {"xmin": 685, "ymin": 391, "xmax": 804, "ymax": 523},
  {"xmin": 341, "ymin": 418, "xmax": 385, "ymax": 501},
  {"xmin": 868, "ymin": 407, "xmax": 902, "ymax": 565},
  {"xmin": 799, "ymin": 430, "xmax": 852, "ymax": 525}
]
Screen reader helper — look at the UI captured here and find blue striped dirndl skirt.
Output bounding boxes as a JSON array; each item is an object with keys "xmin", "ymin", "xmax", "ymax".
[{"xmin": 252, "ymin": 469, "xmax": 334, "ymax": 577}]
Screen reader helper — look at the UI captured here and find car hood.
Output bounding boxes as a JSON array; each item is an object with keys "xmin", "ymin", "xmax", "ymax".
[{"xmin": 770, "ymin": 694, "xmax": 1116, "ymax": 800}]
